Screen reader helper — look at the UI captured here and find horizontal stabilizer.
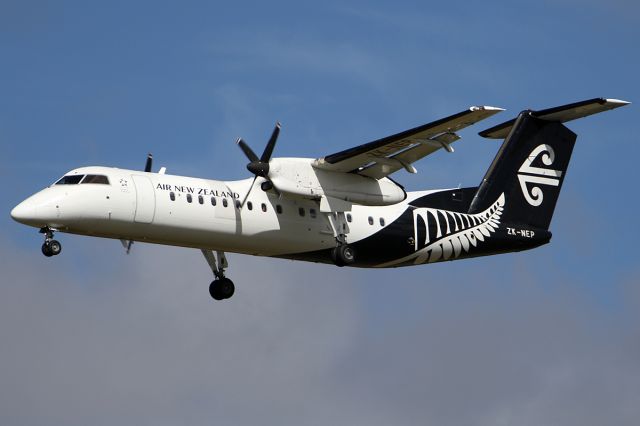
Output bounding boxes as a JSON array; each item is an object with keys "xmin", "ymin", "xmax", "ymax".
[{"xmin": 479, "ymin": 98, "xmax": 630, "ymax": 139}]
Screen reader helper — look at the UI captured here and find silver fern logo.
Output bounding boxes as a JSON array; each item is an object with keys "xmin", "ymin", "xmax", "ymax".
[
  {"xmin": 518, "ymin": 144, "xmax": 562, "ymax": 206},
  {"xmin": 378, "ymin": 193, "xmax": 505, "ymax": 267}
]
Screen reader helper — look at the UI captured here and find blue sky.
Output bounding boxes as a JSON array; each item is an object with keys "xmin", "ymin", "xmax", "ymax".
[{"xmin": 1, "ymin": 1, "xmax": 638, "ymax": 425}]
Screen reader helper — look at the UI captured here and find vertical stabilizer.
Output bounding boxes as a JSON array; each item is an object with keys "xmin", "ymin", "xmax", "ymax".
[{"xmin": 469, "ymin": 112, "xmax": 576, "ymax": 230}]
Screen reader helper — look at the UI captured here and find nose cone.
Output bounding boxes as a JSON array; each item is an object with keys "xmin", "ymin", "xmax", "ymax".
[{"xmin": 10, "ymin": 200, "xmax": 37, "ymax": 225}]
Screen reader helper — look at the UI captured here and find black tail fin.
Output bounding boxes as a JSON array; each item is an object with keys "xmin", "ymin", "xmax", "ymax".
[
  {"xmin": 468, "ymin": 112, "xmax": 575, "ymax": 230},
  {"xmin": 469, "ymin": 98, "xmax": 629, "ymax": 229}
]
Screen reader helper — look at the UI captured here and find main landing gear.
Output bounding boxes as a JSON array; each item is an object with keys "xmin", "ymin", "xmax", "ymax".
[
  {"xmin": 326, "ymin": 212, "xmax": 356, "ymax": 267},
  {"xmin": 40, "ymin": 227, "xmax": 62, "ymax": 257},
  {"xmin": 201, "ymin": 249, "xmax": 235, "ymax": 301},
  {"xmin": 331, "ymin": 243, "xmax": 355, "ymax": 267}
]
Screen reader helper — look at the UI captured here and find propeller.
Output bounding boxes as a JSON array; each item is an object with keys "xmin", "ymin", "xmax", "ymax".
[
  {"xmin": 236, "ymin": 123, "xmax": 281, "ymax": 207},
  {"xmin": 144, "ymin": 153, "xmax": 153, "ymax": 173}
]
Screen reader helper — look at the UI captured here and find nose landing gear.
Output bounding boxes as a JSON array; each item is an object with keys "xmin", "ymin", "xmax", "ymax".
[
  {"xmin": 40, "ymin": 227, "xmax": 62, "ymax": 257},
  {"xmin": 201, "ymin": 249, "xmax": 235, "ymax": 301}
]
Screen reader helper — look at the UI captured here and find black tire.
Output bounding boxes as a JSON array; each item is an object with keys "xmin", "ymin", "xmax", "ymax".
[
  {"xmin": 209, "ymin": 280, "xmax": 225, "ymax": 300},
  {"xmin": 219, "ymin": 278, "xmax": 235, "ymax": 299},
  {"xmin": 331, "ymin": 245, "xmax": 355, "ymax": 267},
  {"xmin": 331, "ymin": 246, "xmax": 343, "ymax": 267},
  {"xmin": 209, "ymin": 279, "xmax": 235, "ymax": 300},
  {"xmin": 41, "ymin": 243, "xmax": 53, "ymax": 257},
  {"xmin": 48, "ymin": 240, "xmax": 62, "ymax": 256},
  {"xmin": 339, "ymin": 245, "xmax": 355, "ymax": 264}
]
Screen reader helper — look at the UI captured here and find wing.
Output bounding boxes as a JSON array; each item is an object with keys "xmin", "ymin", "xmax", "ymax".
[
  {"xmin": 479, "ymin": 98, "xmax": 630, "ymax": 139},
  {"xmin": 312, "ymin": 106, "xmax": 503, "ymax": 179}
]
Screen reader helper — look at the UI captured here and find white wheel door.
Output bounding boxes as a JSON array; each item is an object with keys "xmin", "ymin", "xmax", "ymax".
[{"xmin": 132, "ymin": 175, "xmax": 156, "ymax": 223}]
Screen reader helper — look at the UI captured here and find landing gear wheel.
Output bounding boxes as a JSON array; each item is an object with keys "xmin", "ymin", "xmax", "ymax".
[
  {"xmin": 209, "ymin": 281, "xmax": 224, "ymax": 300},
  {"xmin": 219, "ymin": 278, "xmax": 235, "ymax": 299},
  {"xmin": 39, "ymin": 227, "xmax": 61, "ymax": 257},
  {"xmin": 331, "ymin": 244, "xmax": 355, "ymax": 267},
  {"xmin": 41, "ymin": 240, "xmax": 62, "ymax": 257},
  {"xmin": 48, "ymin": 240, "xmax": 62, "ymax": 256},
  {"xmin": 42, "ymin": 243, "xmax": 53, "ymax": 257},
  {"xmin": 209, "ymin": 278, "xmax": 235, "ymax": 300}
]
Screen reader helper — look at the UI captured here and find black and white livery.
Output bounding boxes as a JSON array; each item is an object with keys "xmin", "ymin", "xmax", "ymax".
[{"xmin": 11, "ymin": 98, "xmax": 629, "ymax": 300}]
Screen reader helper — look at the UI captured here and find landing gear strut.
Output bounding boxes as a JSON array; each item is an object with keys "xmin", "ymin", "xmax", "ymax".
[
  {"xmin": 201, "ymin": 249, "xmax": 235, "ymax": 300},
  {"xmin": 40, "ymin": 227, "xmax": 62, "ymax": 257}
]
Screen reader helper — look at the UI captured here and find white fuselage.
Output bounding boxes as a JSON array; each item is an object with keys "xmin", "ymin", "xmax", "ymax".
[{"xmin": 11, "ymin": 166, "xmax": 426, "ymax": 258}]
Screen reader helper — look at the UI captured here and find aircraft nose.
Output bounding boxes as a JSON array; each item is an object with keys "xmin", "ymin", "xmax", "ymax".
[{"xmin": 10, "ymin": 200, "xmax": 36, "ymax": 225}]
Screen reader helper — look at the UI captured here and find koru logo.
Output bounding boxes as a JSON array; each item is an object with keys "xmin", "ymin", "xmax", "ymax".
[{"xmin": 517, "ymin": 144, "xmax": 562, "ymax": 207}]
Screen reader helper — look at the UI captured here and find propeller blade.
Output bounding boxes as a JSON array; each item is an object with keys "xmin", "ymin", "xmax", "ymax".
[
  {"xmin": 120, "ymin": 239, "xmax": 134, "ymax": 254},
  {"xmin": 144, "ymin": 153, "xmax": 153, "ymax": 173},
  {"xmin": 236, "ymin": 138, "xmax": 259, "ymax": 163},
  {"xmin": 240, "ymin": 176, "xmax": 258, "ymax": 208},
  {"xmin": 260, "ymin": 122, "xmax": 281, "ymax": 162}
]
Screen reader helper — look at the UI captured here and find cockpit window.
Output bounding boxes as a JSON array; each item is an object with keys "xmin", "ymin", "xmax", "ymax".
[
  {"xmin": 55, "ymin": 175, "xmax": 84, "ymax": 185},
  {"xmin": 81, "ymin": 174, "xmax": 110, "ymax": 184}
]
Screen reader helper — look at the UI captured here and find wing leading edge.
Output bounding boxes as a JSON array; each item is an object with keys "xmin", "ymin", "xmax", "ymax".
[{"xmin": 313, "ymin": 106, "xmax": 503, "ymax": 179}]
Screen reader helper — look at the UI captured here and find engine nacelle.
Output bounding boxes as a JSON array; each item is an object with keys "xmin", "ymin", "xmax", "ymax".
[{"xmin": 269, "ymin": 158, "xmax": 406, "ymax": 206}]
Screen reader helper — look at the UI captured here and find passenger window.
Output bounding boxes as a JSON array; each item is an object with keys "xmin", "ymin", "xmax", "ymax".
[
  {"xmin": 170, "ymin": 192, "xmax": 175, "ymax": 201},
  {"xmin": 368, "ymin": 216, "xmax": 374, "ymax": 225},
  {"xmin": 198, "ymin": 195, "xmax": 204, "ymax": 205},
  {"xmin": 276, "ymin": 205, "xmax": 283, "ymax": 214},
  {"xmin": 223, "ymin": 199, "xmax": 228, "ymax": 208},
  {"xmin": 211, "ymin": 197, "xmax": 216, "ymax": 206},
  {"xmin": 235, "ymin": 200, "xmax": 241, "ymax": 209},
  {"xmin": 347, "ymin": 213, "xmax": 352, "ymax": 222},
  {"xmin": 247, "ymin": 201, "xmax": 253, "ymax": 210},
  {"xmin": 261, "ymin": 203, "xmax": 267, "ymax": 212},
  {"xmin": 380, "ymin": 217, "xmax": 385, "ymax": 226},
  {"xmin": 298, "ymin": 207, "xmax": 305, "ymax": 217},
  {"xmin": 55, "ymin": 175, "xmax": 84, "ymax": 185},
  {"xmin": 187, "ymin": 194, "xmax": 193, "ymax": 203},
  {"xmin": 81, "ymin": 174, "xmax": 110, "ymax": 184},
  {"xmin": 309, "ymin": 208, "xmax": 316, "ymax": 218}
]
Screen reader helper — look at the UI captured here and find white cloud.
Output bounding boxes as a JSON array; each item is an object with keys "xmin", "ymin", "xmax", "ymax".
[
  {"xmin": 1, "ymin": 234, "xmax": 639, "ymax": 425},
  {"xmin": 0, "ymin": 239, "xmax": 363, "ymax": 425}
]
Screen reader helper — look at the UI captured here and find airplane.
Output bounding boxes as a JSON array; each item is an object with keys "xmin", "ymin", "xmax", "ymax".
[{"xmin": 10, "ymin": 98, "xmax": 629, "ymax": 301}]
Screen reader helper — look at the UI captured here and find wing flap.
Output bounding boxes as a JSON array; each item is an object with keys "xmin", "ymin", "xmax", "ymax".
[{"xmin": 359, "ymin": 132, "xmax": 461, "ymax": 178}]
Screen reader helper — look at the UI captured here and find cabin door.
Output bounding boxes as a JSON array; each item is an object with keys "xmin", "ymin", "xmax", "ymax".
[{"xmin": 132, "ymin": 175, "xmax": 156, "ymax": 223}]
